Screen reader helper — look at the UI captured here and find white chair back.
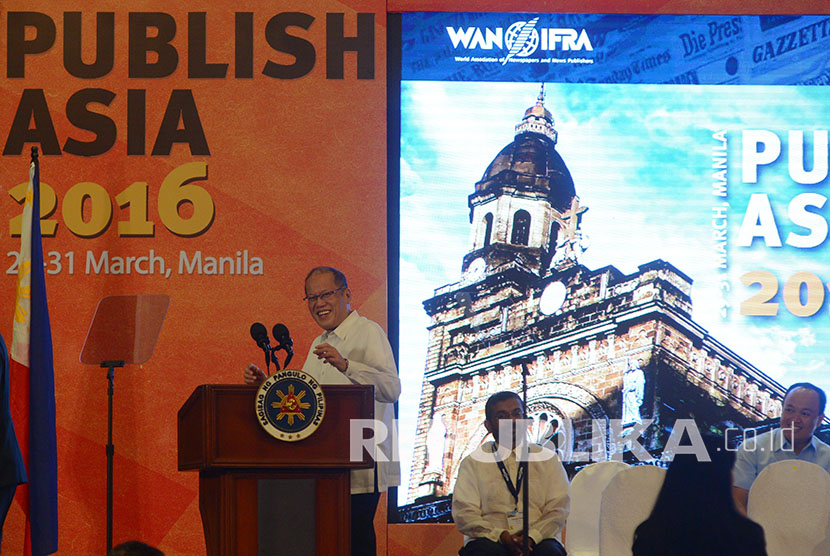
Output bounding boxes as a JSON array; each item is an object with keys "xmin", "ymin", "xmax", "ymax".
[
  {"xmin": 566, "ymin": 461, "xmax": 630, "ymax": 556},
  {"xmin": 747, "ymin": 459, "xmax": 830, "ymax": 556},
  {"xmin": 598, "ymin": 465, "xmax": 666, "ymax": 556}
]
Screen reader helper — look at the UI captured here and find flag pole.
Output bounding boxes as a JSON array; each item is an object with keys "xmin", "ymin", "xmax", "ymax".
[{"xmin": 15, "ymin": 144, "xmax": 59, "ymax": 556}]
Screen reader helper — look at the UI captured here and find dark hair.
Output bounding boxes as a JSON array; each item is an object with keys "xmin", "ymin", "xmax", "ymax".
[
  {"xmin": 651, "ymin": 434, "xmax": 736, "ymax": 518},
  {"xmin": 111, "ymin": 541, "xmax": 164, "ymax": 556},
  {"xmin": 484, "ymin": 391, "xmax": 524, "ymax": 422},
  {"xmin": 305, "ymin": 266, "xmax": 348, "ymax": 290},
  {"xmin": 633, "ymin": 433, "xmax": 759, "ymax": 554},
  {"xmin": 784, "ymin": 382, "xmax": 826, "ymax": 415}
]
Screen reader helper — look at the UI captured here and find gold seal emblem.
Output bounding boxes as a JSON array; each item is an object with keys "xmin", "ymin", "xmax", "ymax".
[{"xmin": 255, "ymin": 370, "xmax": 326, "ymax": 441}]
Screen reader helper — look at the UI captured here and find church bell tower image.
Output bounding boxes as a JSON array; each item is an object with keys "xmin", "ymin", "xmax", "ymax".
[
  {"xmin": 463, "ymin": 85, "xmax": 584, "ymax": 280},
  {"xmin": 403, "ymin": 86, "xmax": 786, "ymax": 516}
]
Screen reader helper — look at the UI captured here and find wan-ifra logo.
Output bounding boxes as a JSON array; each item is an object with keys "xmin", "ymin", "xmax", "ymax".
[{"xmin": 446, "ymin": 18, "xmax": 593, "ymax": 65}]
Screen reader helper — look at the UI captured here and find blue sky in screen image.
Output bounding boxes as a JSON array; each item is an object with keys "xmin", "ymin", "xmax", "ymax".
[{"xmin": 397, "ymin": 80, "xmax": 830, "ymax": 502}]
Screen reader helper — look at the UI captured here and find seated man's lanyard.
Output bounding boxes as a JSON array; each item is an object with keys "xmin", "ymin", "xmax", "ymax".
[{"xmin": 496, "ymin": 456, "xmax": 525, "ymax": 510}]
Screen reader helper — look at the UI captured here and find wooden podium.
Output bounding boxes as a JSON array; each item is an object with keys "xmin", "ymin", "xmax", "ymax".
[{"xmin": 178, "ymin": 384, "xmax": 374, "ymax": 556}]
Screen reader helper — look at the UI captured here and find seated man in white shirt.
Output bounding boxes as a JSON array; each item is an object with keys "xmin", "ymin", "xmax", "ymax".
[
  {"xmin": 452, "ymin": 391, "xmax": 569, "ymax": 556},
  {"xmin": 732, "ymin": 382, "xmax": 830, "ymax": 514},
  {"xmin": 244, "ymin": 266, "xmax": 401, "ymax": 556}
]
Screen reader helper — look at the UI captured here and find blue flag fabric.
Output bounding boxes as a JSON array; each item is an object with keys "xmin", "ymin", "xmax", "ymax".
[
  {"xmin": 10, "ymin": 151, "xmax": 58, "ymax": 556},
  {"xmin": 27, "ymin": 153, "xmax": 58, "ymax": 556}
]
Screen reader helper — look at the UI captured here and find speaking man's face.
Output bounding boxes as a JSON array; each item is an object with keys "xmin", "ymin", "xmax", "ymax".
[{"xmin": 305, "ymin": 271, "xmax": 352, "ymax": 331}]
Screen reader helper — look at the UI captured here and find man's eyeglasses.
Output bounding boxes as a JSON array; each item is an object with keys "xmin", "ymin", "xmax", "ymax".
[
  {"xmin": 303, "ymin": 286, "xmax": 346, "ymax": 304},
  {"xmin": 493, "ymin": 409, "xmax": 525, "ymax": 420}
]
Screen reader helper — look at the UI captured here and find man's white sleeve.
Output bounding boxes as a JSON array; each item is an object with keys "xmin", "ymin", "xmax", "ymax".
[
  {"xmin": 527, "ymin": 456, "xmax": 570, "ymax": 544},
  {"xmin": 452, "ymin": 457, "xmax": 502, "ymax": 542},
  {"xmin": 343, "ymin": 321, "xmax": 401, "ymax": 403}
]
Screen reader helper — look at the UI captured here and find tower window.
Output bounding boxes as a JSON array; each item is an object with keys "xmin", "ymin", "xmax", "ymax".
[
  {"xmin": 483, "ymin": 213, "xmax": 493, "ymax": 247},
  {"xmin": 549, "ymin": 222, "xmax": 560, "ymax": 253},
  {"xmin": 511, "ymin": 210, "xmax": 531, "ymax": 246}
]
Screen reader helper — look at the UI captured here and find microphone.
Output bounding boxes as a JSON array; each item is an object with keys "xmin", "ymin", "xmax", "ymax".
[
  {"xmin": 251, "ymin": 322, "xmax": 271, "ymax": 350},
  {"xmin": 272, "ymin": 323, "xmax": 294, "ymax": 368},
  {"xmin": 250, "ymin": 322, "xmax": 272, "ymax": 373}
]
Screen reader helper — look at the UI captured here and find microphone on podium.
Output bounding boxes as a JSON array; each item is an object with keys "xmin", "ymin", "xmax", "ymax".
[
  {"xmin": 250, "ymin": 322, "xmax": 272, "ymax": 374},
  {"xmin": 272, "ymin": 323, "xmax": 294, "ymax": 368}
]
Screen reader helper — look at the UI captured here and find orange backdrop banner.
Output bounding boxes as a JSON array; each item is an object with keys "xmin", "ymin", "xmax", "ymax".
[{"xmin": 0, "ymin": 2, "xmax": 387, "ymax": 554}]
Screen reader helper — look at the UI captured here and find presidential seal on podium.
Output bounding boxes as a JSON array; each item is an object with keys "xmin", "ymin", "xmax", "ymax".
[{"xmin": 255, "ymin": 369, "xmax": 326, "ymax": 441}]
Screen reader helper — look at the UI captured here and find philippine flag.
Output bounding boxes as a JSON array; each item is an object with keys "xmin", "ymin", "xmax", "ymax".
[{"xmin": 10, "ymin": 148, "xmax": 58, "ymax": 556}]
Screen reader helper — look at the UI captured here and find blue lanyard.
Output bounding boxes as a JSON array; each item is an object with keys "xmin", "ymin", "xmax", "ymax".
[{"xmin": 496, "ymin": 457, "xmax": 525, "ymax": 506}]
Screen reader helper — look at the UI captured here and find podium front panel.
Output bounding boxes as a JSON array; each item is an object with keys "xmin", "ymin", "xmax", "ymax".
[
  {"xmin": 178, "ymin": 384, "xmax": 375, "ymax": 470},
  {"xmin": 199, "ymin": 470, "xmax": 350, "ymax": 556},
  {"xmin": 180, "ymin": 384, "xmax": 366, "ymax": 556}
]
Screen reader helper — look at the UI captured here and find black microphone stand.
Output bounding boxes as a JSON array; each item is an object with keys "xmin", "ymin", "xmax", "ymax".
[
  {"xmin": 102, "ymin": 359, "xmax": 125, "ymax": 556},
  {"xmin": 262, "ymin": 345, "xmax": 272, "ymax": 375},
  {"xmin": 271, "ymin": 325, "xmax": 294, "ymax": 369},
  {"xmin": 269, "ymin": 346, "xmax": 283, "ymax": 371},
  {"xmin": 518, "ymin": 358, "xmax": 531, "ymax": 556},
  {"xmin": 282, "ymin": 346, "xmax": 293, "ymax": 368},
  {"xmin": 257, "ymin": 342, "xmax": 283, "ymax": 375}
]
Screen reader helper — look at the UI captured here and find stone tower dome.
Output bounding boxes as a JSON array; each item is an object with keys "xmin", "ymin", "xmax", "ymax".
[
  {"xmin": 474, "ymin": 85, "xmax": 576, "ymax": 213},
  {"xmin": 463, "ymin": 85, "xmax": 580, "ymax": 277}
]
